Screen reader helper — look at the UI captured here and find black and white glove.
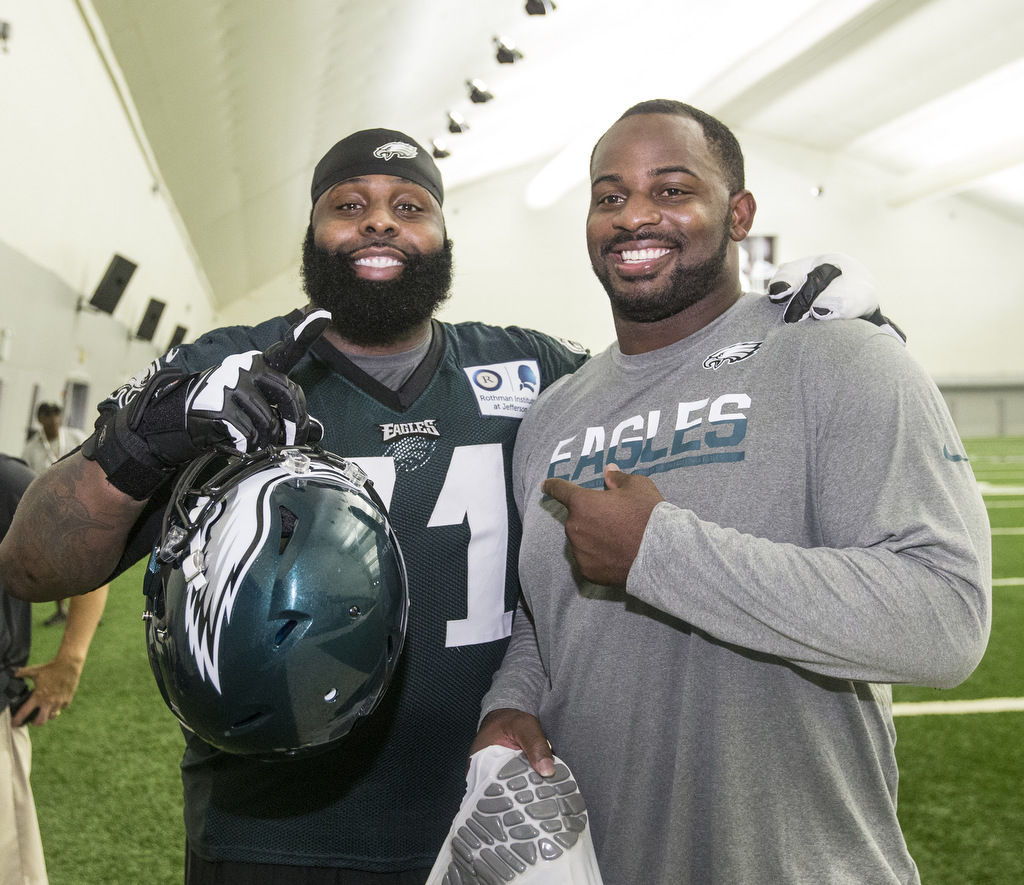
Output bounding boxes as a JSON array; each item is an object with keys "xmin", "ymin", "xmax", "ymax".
[
  {"xmin": 767, "ymin": 254, "xmax": 906, "ymax": 344},
  {"xmin": 83, "ymin": 309, "xmax": 332, "ymax": 499}
]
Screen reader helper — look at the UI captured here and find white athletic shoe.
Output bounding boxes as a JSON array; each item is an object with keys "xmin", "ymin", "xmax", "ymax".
[{"xmin": 426, "ymin": 745, "xmax": 604, "ymax": 885}]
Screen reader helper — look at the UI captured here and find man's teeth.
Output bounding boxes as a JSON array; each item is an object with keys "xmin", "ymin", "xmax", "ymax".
[
  {"xmin": 620, "ymin": 248, "xmax": 670, "ymax": 263},
  {"xmin": 355, "ymin": 256, "xmax": 402, "ymax": 268}
]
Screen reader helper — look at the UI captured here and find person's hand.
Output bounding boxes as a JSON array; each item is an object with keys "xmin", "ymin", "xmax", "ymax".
[
  {"xmin": 83, "ymin": 309, "xmax": 332, "ymax": 499},
  {"xmin": 541, "ymin": 464, "xmax": 665, "ymax": 587},
  {"xmin": 170, "ymin": 308, "xmax": 332, "ymax": 454},
  {"xmin": 767, "ymin": 254, "xmax": 906, "ymax": 344},
  {"xmin": 471, "ymin": 708, "xmax": 554, "ymax": 777},
  {"xmin": 11, "ymin": 658, "xmax": 81, "ymax": 726}
]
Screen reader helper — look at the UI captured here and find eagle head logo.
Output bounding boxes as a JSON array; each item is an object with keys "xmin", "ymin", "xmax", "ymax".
[
  {"xmin": 703, "ymin": 341, "xmax": 763, "ymax": 370},
  {"xmin": 373, "ymin": 141, "xmax": 418, "ymax": 161}
]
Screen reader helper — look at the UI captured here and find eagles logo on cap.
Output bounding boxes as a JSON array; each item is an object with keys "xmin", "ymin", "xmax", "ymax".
[{"xmin": 374, "ymin": 141, "xmax": 418, "ymax": 161}]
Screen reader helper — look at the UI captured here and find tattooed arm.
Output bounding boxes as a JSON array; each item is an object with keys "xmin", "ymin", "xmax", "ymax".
[{"xmin": 0, "ymin": 452, "xmax": 148, "ymax": 601}]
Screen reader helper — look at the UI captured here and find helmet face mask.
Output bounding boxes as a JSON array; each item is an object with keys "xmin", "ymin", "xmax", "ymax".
[{"xmin": 145, "ymin": 445, "xmax": 408, "ymax": 758}]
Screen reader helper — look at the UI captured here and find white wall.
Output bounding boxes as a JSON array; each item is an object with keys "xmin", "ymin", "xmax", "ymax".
[{"xmin": 0, "ymin": 0, "xmax": 214, "ymax": 455}]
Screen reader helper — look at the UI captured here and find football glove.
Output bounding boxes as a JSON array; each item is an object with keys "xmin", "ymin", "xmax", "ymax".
[
  {"xmin": 768, "ymin": 254, "xmax": 906, "ymax": 344},
  {"xmin": 83, "ymin": 309, "xmax": 332, "ymax": 499}
]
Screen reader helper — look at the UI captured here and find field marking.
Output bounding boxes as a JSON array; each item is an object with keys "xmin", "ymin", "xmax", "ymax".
[
  {"xmin": 986, "ymin": 500, "xmax": 1024, "ymax": 508},
  {"xmin": 978, "ymin": 482, "xmax": 1024, "ymax": 495},
  {"xmin": 991, "ymin": 527, "xmax": 1024, "ymax": 534},
  {"xmin": 993, "ymin": 578, "xmax": 1024, "ymax": 587},
  {"xmin": 893, "ymin": 697, "xmax": 1024, "ymax": 716}
]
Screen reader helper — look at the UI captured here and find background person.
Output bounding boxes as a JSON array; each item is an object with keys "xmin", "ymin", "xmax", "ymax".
[
  {"xmin": 21, "ymin": 404, "xmax": 85, "ymax": 479},
  {"xmin": 472, "ymin": 100, "xmax": 991, "ymax": 884},
  {"xmin": 1, "ymin": 453, "xmax": 107, "ymax": 885}
]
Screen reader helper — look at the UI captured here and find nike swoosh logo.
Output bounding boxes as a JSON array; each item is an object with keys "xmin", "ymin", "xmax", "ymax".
[{"xmin": 943, "ymin": 445, "xmax": 969, "ymax": 463}]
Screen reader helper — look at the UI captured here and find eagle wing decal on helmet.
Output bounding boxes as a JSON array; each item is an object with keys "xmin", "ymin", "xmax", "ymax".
[
  {"xmin": 182, "ymin": 462, "xmax": 356, "ymax": 693},
  {"xmin": 183, "ymin": 487, "xmax": 267, "ymax": 694}
]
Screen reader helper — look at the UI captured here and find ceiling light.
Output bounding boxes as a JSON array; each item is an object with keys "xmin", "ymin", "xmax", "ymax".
[
  {"xmin": 447, "ymin": 111, "xmax": 468, "ymax": 134},
  {"xmin": 467, "ymin": 79, "xmax": 494, "ymax": 103},
  {"xmin": 525, "ymin": 0, "xmax": 556, "ymax": 14},
  {"xmin": 432, "ymin": 139, "xmax": 451, "ymax": 159},
  {"xmin": 494, "ymin": 37, "xmax": 523, "ymax": 64}
]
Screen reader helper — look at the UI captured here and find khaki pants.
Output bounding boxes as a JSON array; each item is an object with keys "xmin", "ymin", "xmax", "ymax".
[{"xmin": 0, "ymin": 706, "xmax": 48, "ymax": 885}]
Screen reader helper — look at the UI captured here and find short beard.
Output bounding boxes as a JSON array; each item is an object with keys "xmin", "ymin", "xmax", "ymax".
[
  {"xmin": 594, "ymin": 218, "xmax": 732, "ymax": 324},
  {"xmin": 300, "ymin": 226, "xmax": 454, "ymax": 347}
]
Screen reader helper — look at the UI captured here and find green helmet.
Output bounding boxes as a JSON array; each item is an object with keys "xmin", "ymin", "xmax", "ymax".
[{"xmin": 145, "ymin": 445, "xmax": 408, "ymax": 757}]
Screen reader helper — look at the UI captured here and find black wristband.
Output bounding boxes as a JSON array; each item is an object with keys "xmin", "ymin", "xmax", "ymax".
[
  {"xmin": 82, "ymin": 411, "xmax": 176, "ymax": 501},
  {"xmin": 81, "ymin": 368, "xmax": 191, "ymax": 501}
]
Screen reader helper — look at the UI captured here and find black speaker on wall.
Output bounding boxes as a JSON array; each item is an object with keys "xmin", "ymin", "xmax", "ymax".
[
  {"xmin": 167, "ymin": 325, "xmax": 188, "ymax": 349},
  {"xmin": 135, "ymin": 298, "xmax": 166, "ymax": 341},
  {"xmin": 88, "ymin": 254, "xmax": 138, "ymax": 313}
]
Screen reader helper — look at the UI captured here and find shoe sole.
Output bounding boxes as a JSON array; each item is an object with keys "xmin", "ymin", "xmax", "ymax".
[{"xmin": 440, "ymin": 751, "xmax": 589, "ymax": 884}]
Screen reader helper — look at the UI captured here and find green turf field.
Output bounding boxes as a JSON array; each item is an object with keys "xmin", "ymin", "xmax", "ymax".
[
  {"xmin": 892, "ymin": 437, "xmax": 1024, "ymax": 884},
  {"xmin": 23, "ymin": 437, "xmax": 1024, "ymax": 884}
]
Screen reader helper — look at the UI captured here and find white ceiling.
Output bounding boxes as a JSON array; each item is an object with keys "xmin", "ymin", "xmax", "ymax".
[{"xmin": 84, "ymin": 0, "xmax": 1024, "ymax": 310}]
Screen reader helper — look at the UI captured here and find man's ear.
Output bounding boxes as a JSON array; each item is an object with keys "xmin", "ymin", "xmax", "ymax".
[{"xmin": 729, "ymin": 190, "xmax": 757, "ymax": 241}]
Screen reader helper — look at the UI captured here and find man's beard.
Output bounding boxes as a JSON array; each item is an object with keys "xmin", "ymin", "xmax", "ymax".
[
  {"xmin": 301, "ymin": 226, "xmax": 454, "ymax": 347},
  {"xmin": 593, "ymin": 218, "xmax": 732, "ymax": 324}
]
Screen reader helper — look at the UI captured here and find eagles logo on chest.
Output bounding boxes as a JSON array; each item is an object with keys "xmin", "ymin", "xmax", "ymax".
[{"xmin": 703, "ymin": 341, "xmax": 763, "ymax": 370}]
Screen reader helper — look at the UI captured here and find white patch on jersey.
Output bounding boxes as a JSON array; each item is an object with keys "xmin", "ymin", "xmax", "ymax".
[
  {"xmin": 463, "ymin": 360, "xmax": 541, "ymax": 418},
  {"xmin": 703, "ymin": 341, "xmax": 763, "ymax": 370}
]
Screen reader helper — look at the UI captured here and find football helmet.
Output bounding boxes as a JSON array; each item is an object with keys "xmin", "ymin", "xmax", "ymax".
[{"xmin": 144, "ymin": 445, "xmax": 408, "ymax": 757}]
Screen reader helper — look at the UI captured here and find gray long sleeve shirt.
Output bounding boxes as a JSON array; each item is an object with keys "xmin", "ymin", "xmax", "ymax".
[{"xmin": 482, "ymin": 294, "xmax": 991, "ymax": 884}]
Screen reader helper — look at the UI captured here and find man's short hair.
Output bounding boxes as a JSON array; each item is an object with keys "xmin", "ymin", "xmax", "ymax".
[
  {"xmin": 602, "ymin": 99, "xmax": 746, "ymax": 195},
  {"xmin": 36, "ymin": 403, "xmax": 61, "ymax": 421}
]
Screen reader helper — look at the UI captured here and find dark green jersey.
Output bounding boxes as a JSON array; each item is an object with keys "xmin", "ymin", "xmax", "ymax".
[{"xmin": 119, "ymin": 314, "xmax": 587, "ymax": 870}]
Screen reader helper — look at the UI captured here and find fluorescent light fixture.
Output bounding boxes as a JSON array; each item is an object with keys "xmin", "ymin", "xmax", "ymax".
[
  {"xmin": 525, "ymin": 0, "xmax": 556, "ymax": 14},
  {"xmin": 467, "ymin": 79, "xmax": 494, "ymax": 103},
  {"xmin": 494, "ymin": 37, "xmax": 523, "ymax": 64},
  {"xmin": 447, "ymin": 111, "xmax": 468, "ymax": 133}
]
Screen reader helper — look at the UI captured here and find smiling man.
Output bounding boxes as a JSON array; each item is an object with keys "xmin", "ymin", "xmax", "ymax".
[
  {"xmin": 472, "ymin": 101, "xmax": 991, "ymax": 884},
  {"xmin": 586, "ymin": 111, "xmax": 745, "ymax": 339},
  {"xmin": 301, "ymin": 130, "xmax": 456, "ymax": 351}
]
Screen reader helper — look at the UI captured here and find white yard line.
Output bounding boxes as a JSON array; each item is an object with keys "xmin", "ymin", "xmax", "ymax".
[
  {"xmin": 893, "ymin": 697, "xmax": 1024, "ymax": 716},
  {"xmin": 978, "ymin": 482, "xmax": 1024, "ymax": 495}
]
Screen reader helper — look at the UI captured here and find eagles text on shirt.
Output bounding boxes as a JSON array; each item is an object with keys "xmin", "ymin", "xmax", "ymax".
[{"xmin": 545, "ymin": 393, "xmax": 750, "ymax": 488}]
